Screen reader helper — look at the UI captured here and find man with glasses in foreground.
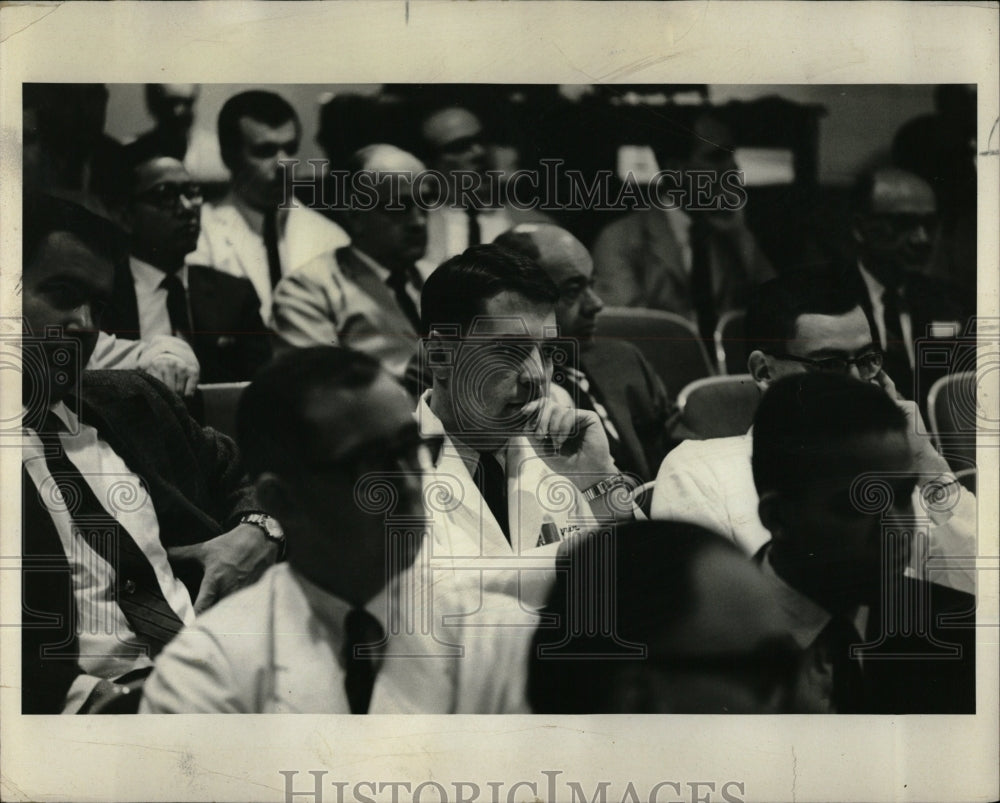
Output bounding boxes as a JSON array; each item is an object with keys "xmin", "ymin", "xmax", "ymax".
[
  {"xmin": 102, "ymin": 153, "xmax": 271, "ymax": 383},
  {"xmin": 651, "ymin": 270, "xmax": 976, "ymax": 595},
  {"xmin": 140, "ymin": 347, "xmax": 532, "ymax": 713}
]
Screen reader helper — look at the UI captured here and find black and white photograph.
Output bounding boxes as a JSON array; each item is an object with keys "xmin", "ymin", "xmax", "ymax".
[{"xmin": 1, "ymin": 3, "xmax": 997, "ymax": 802}]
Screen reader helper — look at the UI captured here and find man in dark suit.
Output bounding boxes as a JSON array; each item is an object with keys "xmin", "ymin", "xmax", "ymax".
[
  {"xmin": 848, "ymin": 167, "xmax": 970, "ymax": 404},
  {"xmin": 103, "ymin": 153, "xmax": 271, "ymax": 383},
  {"xmin": 752, "ymin": 372, "xmax": 975, "ymax": 714},
  {"xmin": 495, "ymin": 224, "xmax": 683, "ymax": 483},
  {"xmin": 20, "ymin": 195, "xmax": 281, "ymax": 713}
]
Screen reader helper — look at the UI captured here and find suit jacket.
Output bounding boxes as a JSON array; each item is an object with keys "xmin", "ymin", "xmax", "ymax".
[
  {"xmin": 845, "ymin": 265, "xmax": 970, "ymax": 407},
  {"xmin": 270, "ymin": 246, "xmax": 420, "ymax": 382},
  {"xmin": 21, "ymin": 370, "xmax": 260, "ymax": 713},
  {"xmin": 103, "ymin": 262, "xmax": 272, "ymax": 383},
  {"xmin": 591, "ymin": 208, "xmax": 774, "ymax": 319},
  {"xmin": 555, "ymin": 339, "xmax": 682, "ymax": 483}
]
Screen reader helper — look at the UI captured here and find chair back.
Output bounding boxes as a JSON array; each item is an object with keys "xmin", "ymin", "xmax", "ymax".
[
  {"xmin": 714, "ymin": 309, "xmax": 747, "ymax": 375},
  {"xmin": 926, "ymin": 371, "xmax": 979, "ymax": 475},
  {"xmin": 677, "ymin": 374, "xmax": 761, "ymax": 439},
  {"xmin": 198, "ymin": 382, "xmax": 250, "ymax": 441},
  {"xmin": 595, "ymin": 307, "xmax": 715, "ymax": 396}
]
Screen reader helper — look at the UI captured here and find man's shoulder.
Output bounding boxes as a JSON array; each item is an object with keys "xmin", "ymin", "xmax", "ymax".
[
  {"xmin": 191, "ymin": 564, "xmax": 292, "ymax": 635},
  {"xmin": 664, "ymin": 433, "xmax": 749, "ymax": 466},
  {"xmin": 187, "ymin": 264, "xmax": 259, "ymax": 295},
  {"xmin": 79, "ymin": 368, "xmax": 164, "ymax": 399}
]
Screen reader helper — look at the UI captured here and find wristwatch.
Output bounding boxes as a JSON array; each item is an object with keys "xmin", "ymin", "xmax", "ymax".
[
  {"xmin": 240, "ymin": 513, "xmax": 286, "ymax": 558},
  {"xmin": 582, "ymin": 474, "xmax": 630, "ymax": 503}
]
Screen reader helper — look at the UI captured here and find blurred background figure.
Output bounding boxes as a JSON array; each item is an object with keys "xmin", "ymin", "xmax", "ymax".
[
  {"xmin": 528, "ymin": 521, "xmax": 802, "ymax": 714},
  {"xmin": 271, "ymin": 144, "xmax": 427, "ymax": 385},
  {"xmin": 591, "ymin": 112, "xmax": 774, "ymax": 341},
  {"xmin": 495, "ymin": 223, "xmax": 684, "ymax": 482},
  {"xmin": 892, "ymin": 84, "xmax": 977, "ymax": 309},
  {"xmin": 187, "ymin": 90, "xmax": 349, "ymax": 320}
]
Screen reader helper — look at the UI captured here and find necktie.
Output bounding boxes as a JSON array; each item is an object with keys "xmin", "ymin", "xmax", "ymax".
[
  {"xmin": 881, "ymin": 286, "xmax": 911, "ymax": 390},
  {"xmin": 822, "ymin": 616, "xmax": 866, "ymax": 713},
  {"xmin": 563, "ymin": 366, "xmax": 622, "ymax": 447},
  {"xmin": 473, "ymin": 452, "xmax": 510, "ymax": 544},
  {"xmin": 32, "ymin": 413, "xmax": 185, "ymax": 655},
  {"xmin": 263, "ymin": 209, "xmax": 283, "ymax": 288},
  {"xmin": 689, "ymin": 216, "xmax": 717, "ymax": 342},
  {"xmin": 160, "ymin": 274, "xmax": 192, "ymax": 338},
  {"xmin": 343, "ymin": 607, "xmax": 384, "ymax": 714},
  {"xmin": 385, "ymin": 269, "xmax": 423, "ymax": 333},
  {"xmin": 466, "ymin": 207, "xmax": 481, "ymax": 247}
]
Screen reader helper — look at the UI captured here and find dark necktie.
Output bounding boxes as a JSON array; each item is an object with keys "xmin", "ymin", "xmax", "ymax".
[
  {"xmin": 343, "ymin": 607, "xmax": 384, "ymax": 714},
  {"xmin": 385, "ymin": 269, "xmax": 423, "ymax": 333},
  {"xmin": 881, "ymin": 286, "xmax": 911, "ymax": 391},
  {"xmin": 466, "ymin": 207, "xmax": 481, "ymax": 247},
  {"xmin": 689, "ymin": 216, "xmax": 717, "ymax": 342},
  {"xmin": 263, "ymin": 209, "xmax": 283, "ymax": 288},
  {"xmin": 822, "ymin": 616, "xmax": 866, "ymax": 713},
  {"xmin": 160, "ymin": 274, "xmax": 192, "ymax": 337},
  {"xmin": 563, "ymin": 366, "xmax": 621, "ymax": 450},
  {"xmin": 473, "ymin": 452, "xmax": 510, "ymax": 544},
  {"xmin": 32, "ymin": 413, "xmax": 185, "ymax": 655}
]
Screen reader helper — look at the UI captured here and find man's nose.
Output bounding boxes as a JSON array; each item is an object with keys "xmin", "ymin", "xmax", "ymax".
[
  {"xmin": 583, "ymin": 285, "xmax": 604, "ymax": 315},
  {"xmin": 66, "ymin": 303, "xmax": 96, "ymax": 331},
  {"xmin": 517, "ymin": 345, "xmax": 550, "ymax": 385}
]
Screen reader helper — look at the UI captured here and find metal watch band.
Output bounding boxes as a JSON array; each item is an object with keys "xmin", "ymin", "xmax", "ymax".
[{"xmin": 582, "ymin": 474, "xmax": 629, "ymax": 503}]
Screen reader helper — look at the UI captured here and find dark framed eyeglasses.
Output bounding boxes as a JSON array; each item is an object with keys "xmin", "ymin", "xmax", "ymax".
[
  {"xmin": 134, "ymin": 182, "xmax": 204, "ymax": 210},
  {"xmin": 769, "ymin": 349, "xmax": 884, "ymax": 380}
]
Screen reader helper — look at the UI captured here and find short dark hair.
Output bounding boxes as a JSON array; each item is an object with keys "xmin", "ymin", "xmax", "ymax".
[
  {"xmin": 23, "ymin": 193, "xmax": 128, "ymax": 271},
  {"xmin": 751, "ymin": 372, "xmax": 908, "ymax": 496},
  {"xmin": 744, "ymin": 268, "xmax": 873, "ymax": 357},
  {"xmin": 420, "ymin": 244, "xmax": 559, "ymax": 338},
  {"xmin": 491, "ymin": 228, "xmax": 543, "ymax": 264},
  {"xmin": 528, "ymin": 521, "xmax": 743, "ymax": 714},
  {"xmin": 237, "ymin": 347, "xmax": 382, "ymax": 479},
  {"xmin": 217, "ymin": 90, "xmax": 299, "ymax": 171}
]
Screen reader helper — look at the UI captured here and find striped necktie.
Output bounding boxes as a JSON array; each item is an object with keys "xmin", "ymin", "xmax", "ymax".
[{"xmin": 563, "ymin": 365, "xmax": 621, "ymax": 446}]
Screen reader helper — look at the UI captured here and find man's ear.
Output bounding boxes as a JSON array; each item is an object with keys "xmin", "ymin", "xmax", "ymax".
[
  {"xmin": 255, "ymin": 472, "xmax": 293, "ymax": 524},
  {"xmin": 422, "ymin": 330, "xmax": 455, "ymax": 383},
  {"xmin": 757, "ymin": 491, "xmax": 786, "ymax": 542},
  {"xmin": 747, "ymin": 350, "xmax": 772, "ymax": 391}
]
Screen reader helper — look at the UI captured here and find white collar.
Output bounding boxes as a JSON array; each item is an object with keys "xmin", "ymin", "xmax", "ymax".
[{"xmin": 130, "ymin": 255, "xmax": 187, "ymax": 291}]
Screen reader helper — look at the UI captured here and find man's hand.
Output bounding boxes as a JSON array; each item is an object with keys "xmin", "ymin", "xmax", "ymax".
[
  {"xmin": 524, "ymin": 398, "xmax": 616, "ymax": 490},
  {"xmin": 139, "ymin": 335, "xmax": 200, "ymax": 397},
  {"xmin": 168, "ymin": 524, "xmax": 279, "ymax": 614},
  {"xmin": 872, "ymin": 369, "xmax": 953, "ymax": 482}
]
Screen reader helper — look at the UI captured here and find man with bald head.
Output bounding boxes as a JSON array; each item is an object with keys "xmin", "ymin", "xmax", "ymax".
[
  {"xmin": 271, "ymin": 144, "xmax": 428, "ymax": 382},
  {"xmin": 848, "ymin": 166, "xmax": 969, "ymax": 400},
  {"xmin": 102, "ymin": 153, "xmax": 271, "ymax": 383},
  {"xmin": 495, "ymin": 223, "xmax": 682, "ymax": 482}
]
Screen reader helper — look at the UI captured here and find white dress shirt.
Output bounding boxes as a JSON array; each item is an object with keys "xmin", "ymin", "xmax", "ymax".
[
  {"xmin": 417, "ymin": 206, "xmax": 514, "ymax": 279},
  {"xmin": 650, "ymin": 429, "xmax": 977, "ymax": 594},
  {"xmin": 139, "ymin": 562, "xmax": 533, "ymax": 713},
  {"xmin": 129, "ymin": 256, "xmax": 189, "ymax": 339},
  {"xmin": 22, "ymin": 402, "xmax": 195, "ymax": 712},
  {"xmin": 857, "ymin": 262, "xmax": 915, "ymax": 370}
]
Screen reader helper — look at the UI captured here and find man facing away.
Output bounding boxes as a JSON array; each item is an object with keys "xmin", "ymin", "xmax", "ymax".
[
  {"xmin": 187, "ymin": 90, "xmax": 349, "ymax": 320},
  {"xmin": 141, "ymin": 348, "xmax": 534, "ymax": 713},
  {"xmin": 751, "ymin": 373, "xmax": 975, "ymax": 714},
  {"xmin": 650, "ymin": 269, "xmax": 976, "ymax": 596}
]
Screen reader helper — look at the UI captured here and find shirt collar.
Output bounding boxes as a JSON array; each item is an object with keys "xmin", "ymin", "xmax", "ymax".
[
  {"xmin": 416, "ymin": 390, "xmax": 503, "ymax": 473},
  {"xmin": 23, "ymin": 400, "xmax": 75, "ymax": 433},
  {"xmin": 857, "ymin": 261, "xmax": 885, "ymax": 301},
  {"xmin": 290, "ymin": 564, "xmax": 392, "ymax": 638},
  {"xmin": 225, "ymin": 191, "xmax": 290, "ymax": 238},
  {"xmin": 130, "ymin": 255, "xmax": 188, "ymax": 291}
]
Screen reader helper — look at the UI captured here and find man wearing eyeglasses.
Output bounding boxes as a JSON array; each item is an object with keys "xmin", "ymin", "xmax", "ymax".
[
  {"xmin": 651, "ymin": 270, "xmax": 975, "ymax": 595},
  {"xmin": 140, "ymin": 347, "xmax": 533, "ymax": 713},
  {"xmin": 102, "ymin": 153, "xmax": 271, "ymax": 383},
  {"xmin": 848, "ymin": 167, "xmax": 969, "ymax": 402}
]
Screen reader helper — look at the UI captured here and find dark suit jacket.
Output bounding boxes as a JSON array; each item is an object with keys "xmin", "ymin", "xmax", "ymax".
[
  {"xmin": 103, "ymin": 262, "xmax": 271, "ymax": 383},
  {"xmin": 21, "ymin": 370, "xmax": 261, "ymax": 713},
  {"xmin": 846, "ymin": 266, "xmax": 970, "ymax": 407},
  {"xmin": 557, "ymin": 339, "xmax": 682, "ymax": 483}
]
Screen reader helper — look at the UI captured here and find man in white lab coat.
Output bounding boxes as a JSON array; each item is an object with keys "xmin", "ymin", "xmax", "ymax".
[{"xmin": 417, "ymin": 245, "xmax": 636, "ymax": 609}]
